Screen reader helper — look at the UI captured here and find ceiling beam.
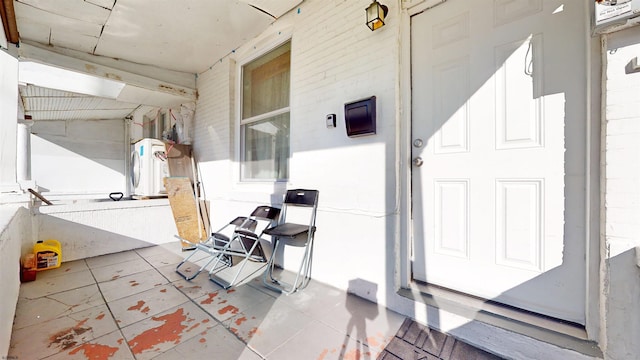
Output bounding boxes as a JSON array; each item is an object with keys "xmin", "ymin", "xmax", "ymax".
[
  {"xmin": 1, "ymin": 0, "xmax": 19, "ymax": 43},
  {"xmin": 18, "ymin": 43, "xmax": 197, "ymax": 106}
]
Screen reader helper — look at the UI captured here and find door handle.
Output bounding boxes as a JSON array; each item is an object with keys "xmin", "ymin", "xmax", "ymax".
[{"xmin": 413, "ymin": 157, "xmax": 424, "ymax": 167}]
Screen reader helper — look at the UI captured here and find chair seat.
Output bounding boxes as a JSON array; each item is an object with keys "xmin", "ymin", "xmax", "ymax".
[
  {"xmin": 264, "ymin": 223, "xmax": 314, "ymax": 237},
  {"xmin": 211, "ymin": 233, "xmax": 230, "ymax": 246}
]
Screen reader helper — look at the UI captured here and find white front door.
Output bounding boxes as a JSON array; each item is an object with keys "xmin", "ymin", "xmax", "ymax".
[{"xmin": 411, "ymin": 0, "xmax": 587, "ymax": 324}]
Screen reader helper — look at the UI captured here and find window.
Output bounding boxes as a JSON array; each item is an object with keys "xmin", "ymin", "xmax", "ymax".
[
  {"xmin": 143, "ymin": 110, "xmax": 167, "ymax": 140},
  {"xmin": 143, "ymin": 113, "xmax": 157, "ymax": 139},
  {"xmin": 240, "ymin": 41, "xmax": 291, "ymax": 181}
]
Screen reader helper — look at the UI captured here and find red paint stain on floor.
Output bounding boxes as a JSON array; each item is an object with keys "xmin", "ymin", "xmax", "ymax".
[
  {"xmin": 248, "ymin": 327, "xmax": 260, "ymax": 338},
  {"xmin": 316, "ymin": 349, "xmax": 329, "ymax": 360},
  {"xmin": 199, "ymin": 338, "xmax": 206, "ymax": 343},
  {"xmin": 69, "ymin": 342, "xmax": 119, "ymax": 360},
  {"xmin": 218, "ymin": 299, "xmax": 227, "ymax": 305},
  {"xmin": 128, "ymin": 300, "xmax": 146, "ymax": 311},
  {"xmin": 187, "ymin": 323, "xmax": 201, "ymax": 332},
  {"xmin": 342, "ymin": 349, "xmax": 362, "ymax": 360},
  {"xmin": 234, "ymin": 317, "xmax": 247, "ymax": 326},
  {"xmin": 160, "ymin": 288, "xmax": 167, "ymax": 293},
  {"xmin": 129, "ymin": 280, "xmax": 140, "ymax": 287},
  {"xmin": 141, "ymin": 306, "xmax": 151, "ymax": 314},
  {"xmin": 49, "ymin": 318, "xmax": 91, "ymax": 350},
  {"xmin": 127, "ymin": 308, "xmax": 188, "ymax": 355},
  {"xmin": 218, "ymin": 305, "xmax": 239, "ymax": 315},
  {"xmin": 200, "ymin": 292, "xmax": 219, "ymax": 305},
  {"xmin": 111, "ymin": 275, "xmax": 120, "ymax": 281},
  {"xmin": 366, "ymin": 336, "xmax": 380, "ymax": 347},
  {"xmin": 227, "ymin": 289, "xmax": 236, "ymax": 294},
  {"xmin": 95, "ymin": 313, "xmax": 105, "ymax": 320}
]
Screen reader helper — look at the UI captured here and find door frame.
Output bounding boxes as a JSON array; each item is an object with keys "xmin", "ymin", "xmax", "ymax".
[{"xmin": 397, "ymin": 0, "xmax": 602, "ymax": 343}]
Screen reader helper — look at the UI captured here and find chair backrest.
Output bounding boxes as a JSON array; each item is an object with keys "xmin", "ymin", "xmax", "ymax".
[
  {"xmin": 225, "ymin": 206, "xmax": 279, "ymax": 239},
  {"xmin": 284, "ymin": 189, "xmax": 318, "ymax": 207},
  {"xmin": 229, "ymin": 216, "xmax": 256, "ymax": 231},
  {"xmin": 240, "ymin": 205, "xmax": 281, "ymax": 237},
  {"xmin": 250, "ymin": 205, "xmax": 281, "ymax": 222},
  {"xmin": 281, "ymin": 189, "xmax": 319, "ymax": 228},
  {"xmin": 238, "ymin": 205, "xmax": 281, "ymax": 258}
]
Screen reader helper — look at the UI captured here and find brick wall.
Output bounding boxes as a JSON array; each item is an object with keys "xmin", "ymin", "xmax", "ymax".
[
  {"xmin": 603, "ymin": 26, "xmax": 640, "ymax": 359},
  {"xmin": 193, "ymin": 0, "xmax": 400, "ymax": 302}
]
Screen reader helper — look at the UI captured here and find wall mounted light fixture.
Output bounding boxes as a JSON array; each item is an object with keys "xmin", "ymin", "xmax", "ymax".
[{"xmin": 366, "ymin": 0, "xmax": 388, "ymax": 31}]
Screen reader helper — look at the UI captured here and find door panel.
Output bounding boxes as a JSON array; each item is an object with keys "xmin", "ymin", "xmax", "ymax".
[{"xmin": 411, "ymin": 0, "xmax": 586, "ymax": 324}]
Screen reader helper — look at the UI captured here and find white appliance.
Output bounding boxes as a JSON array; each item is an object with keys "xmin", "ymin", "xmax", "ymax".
[{"xmin": 131, "ymin": 138, "xmax": 169, "ymax": 198}]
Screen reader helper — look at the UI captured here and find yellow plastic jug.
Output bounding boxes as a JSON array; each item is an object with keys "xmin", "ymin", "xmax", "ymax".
[{"xmin": 34, "ymin": 239, "xmax": 62, "ymax": 271}]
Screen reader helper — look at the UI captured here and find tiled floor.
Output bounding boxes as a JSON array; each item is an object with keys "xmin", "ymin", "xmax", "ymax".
[
  {"xmin": 9, "ymin": 244, "xmax": 404, "ymax": 360},
  {"xmin": 9, "ymin": 243, "xmax": 503, "ymax": 360}
]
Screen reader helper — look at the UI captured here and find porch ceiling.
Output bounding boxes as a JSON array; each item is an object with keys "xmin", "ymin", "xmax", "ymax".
[
  {"xmin": 10, "ymin": 0, "xmax": 302, "ymax": 121},
  {"xmin": 19, "ymin": 84, "xmax": 139, "ymax": 121}
]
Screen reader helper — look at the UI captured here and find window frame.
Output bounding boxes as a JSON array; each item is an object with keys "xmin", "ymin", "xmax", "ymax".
[{"xmin": 235, "ymin": 39, "xmax": 292, "ymax": 183}]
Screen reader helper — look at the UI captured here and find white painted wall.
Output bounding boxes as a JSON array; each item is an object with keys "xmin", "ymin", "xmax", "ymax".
[
  {"xmin": 0, "ymin": 206, "xmax": 31, "ymax": 358},
  {"xmin": 602, "ymin": 26, "xmax": 640, "ymax": 359},
  {"xmin": 0, "ymin": 49, "xmax": 18, "ymax": 193},
  {"xmin": 31, "ymin": 118, "xmax": 126, "ymax": 197},
  {"xmin": 0, "ymin": 17, "xmax": 7, "ymax": 50},
  {"xmin": 191, "ymin": 1, "xmax": 609, "ymax": 359},
  {"xmin": 194, "ymin": 0, "xmax": 399, "ymax": 303}
]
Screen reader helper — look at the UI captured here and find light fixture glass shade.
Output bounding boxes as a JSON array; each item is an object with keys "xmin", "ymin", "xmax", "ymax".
[{"xmin": 366, "ymin": 1, "xmax": 388, "ymax": 31}]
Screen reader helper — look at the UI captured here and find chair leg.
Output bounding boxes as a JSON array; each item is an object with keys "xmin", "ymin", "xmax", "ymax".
[
  {"xmin": 289, "ymin": 240, "xmax": 313, "ymax": 293},
  {"xmin": 176, "ymin": 248, "xmax": 201, "ymax": 280},
  {"xmin": 300, "ymin": 238, "xmax": 315, "ymax": 289},
  {"xmin": 209, "ymin": 255, "xmax": 249, "ymax": 289},
  {"xmin": 176, "ymin": 248, "xmax": 215, "ymax": 281},
  {"xmin": 263, "ymin": 239, "xmax": 279, "ymax": 283},
  {"xmin": 262, "ymin": 237, "xmax": 315, "ymax": 295},
  {"xmin": 211, "ymin": 239, "xmax": 266, "ymax": 289},
  {"xmin": 176, "ymin": 244, "xmax": 234, "ymax": 281}
]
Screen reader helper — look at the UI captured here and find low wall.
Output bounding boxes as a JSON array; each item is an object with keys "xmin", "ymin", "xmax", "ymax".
[
  {"xmin": 0, "ymin": 198, "xmax": 180, "ymax": 356},
  {"xmin": 0, "ymin": 205, "xmax": 31, "ymax": 358},
  {"xmin": 34, "ymin": 198, "xmax": 179, "ymax": 261}
]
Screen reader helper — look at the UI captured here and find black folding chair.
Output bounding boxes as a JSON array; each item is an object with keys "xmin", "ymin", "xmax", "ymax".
[
  {"xmin": 175, "ymin": 206, "xmax": 278, "ymax": 285},
  {"xmin": 263, "ymin": 189, "xmax": 319, "ymax": 295},
  {"xmin": 206, "ymin": 206, "xmax": 280, "ymax": 289}
]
